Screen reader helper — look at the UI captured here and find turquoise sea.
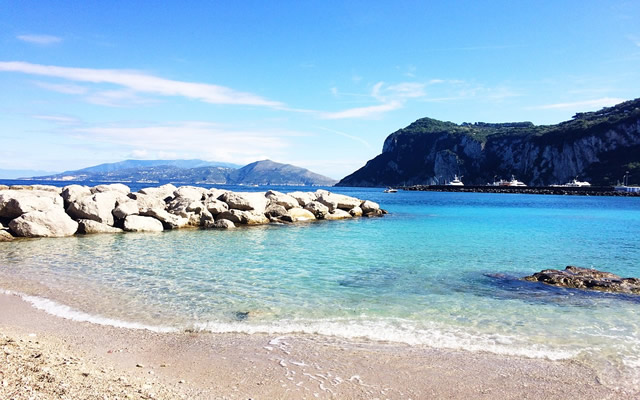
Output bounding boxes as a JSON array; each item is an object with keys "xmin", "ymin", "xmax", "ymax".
[{"xmin": 1, "ymin": 180, "xmax": 640, "ymax": 388}]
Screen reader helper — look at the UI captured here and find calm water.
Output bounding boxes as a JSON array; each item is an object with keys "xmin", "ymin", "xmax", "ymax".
[{"xmin": 1, "ymin": 180, "xmax": 640, "ymax": 387}]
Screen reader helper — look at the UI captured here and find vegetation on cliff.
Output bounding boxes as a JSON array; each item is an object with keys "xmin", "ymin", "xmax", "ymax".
[{"xmin": 338, "ymin": 98, "xmax": 640, "ymax": 187}]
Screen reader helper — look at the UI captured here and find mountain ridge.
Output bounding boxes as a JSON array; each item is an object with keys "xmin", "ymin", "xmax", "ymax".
[
  {"xmin": 337, "ymin": 98, "xmax": 640, "ymax": 187},
  {"xmin": 28, "ymin": 159, "xmax": 336, "ymax": 186}
]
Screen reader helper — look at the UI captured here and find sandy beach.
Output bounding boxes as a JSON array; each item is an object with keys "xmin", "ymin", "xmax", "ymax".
[{"xmin": 0, "ymin": 291, "xmax": 633, "ymax": 400}]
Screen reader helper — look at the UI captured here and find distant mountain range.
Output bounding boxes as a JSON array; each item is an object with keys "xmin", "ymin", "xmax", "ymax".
[
  {"xmin": 26, "ymin": 159, "xmax": 337, "ymax": 186},
  {"xmin": 337, "ymin": 98, "xmax": 640, "ymax": 187}
]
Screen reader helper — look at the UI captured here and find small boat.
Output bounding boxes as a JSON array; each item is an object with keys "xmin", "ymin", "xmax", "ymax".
[
  {"xmin": 552, "ymin": 178, "xmax": 591, "ymax": 187},
  {"xmin": 492, "ymin": 175, "xmax": 527, "ymax": 187},
  {"xmin": 383, "ymin": 188, "xmax": 398, "ymax": 193},
  {"xmin": 447, "ymin": 175, "xmax": 464, "ymax": 186}
]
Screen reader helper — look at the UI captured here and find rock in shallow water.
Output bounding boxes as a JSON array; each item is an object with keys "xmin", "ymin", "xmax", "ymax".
[
  {"xmin": 524, "ymin": 266, "xmax": 640, "ymax": 294},
  {"xmin": 9, "ymin": 208, "xmax": 78, "ymax": 237}
]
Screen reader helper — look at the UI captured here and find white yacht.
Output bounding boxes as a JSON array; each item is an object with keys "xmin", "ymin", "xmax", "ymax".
[
  {"xmin": 562, "ymin": 179, "xmax": 591, "ymax": 187},
  {"xmin": 447, "ymin": 175, "xmax": 464, "ymax": 186},
  {"xmin": 492, "ymin": 176, "xmax": 526, "ymax": 187},
  {"xmin": 383, "ymin": 188, "xmax": 398, "ymax": 193}
]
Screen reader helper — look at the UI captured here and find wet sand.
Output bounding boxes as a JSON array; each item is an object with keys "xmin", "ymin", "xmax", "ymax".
[{"xmin": 0, "ymin": 292, "xmax": 632, "ymax": 399}]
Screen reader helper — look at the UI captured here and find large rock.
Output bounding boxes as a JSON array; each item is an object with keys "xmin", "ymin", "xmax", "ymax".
[
  {"xmin": 128, "ymin": 192, "xmax": 167, "ymax": 212},
  {"xmin": 205, "ymin": 219, "xmax": 235, "ymax": 229},
  {"xmin": 287, "ymin": 191, "xmax": 316, "ymax": 207},
  {"xmin": 316, "ymin": 190, "xmax": 362, "ymax": 211},
  {"xmin": 140, "ymin": 208, "xmax": 189, "ymax": 229},
  {"xmin": 0, "ymin": 185, "xmax": 8, "ymax": 191},
  {"xmin": 204, "ymin": 198, "xmax": 229, "ymax": 215},
  {"xmin": 349, "ymin": 206, "xmax": 363, "ymax": 217},
  {"xmin": 216, "ymin": 210, "xmax": 269, "ymax": 225},
  {"xmin": 77, "ymin": 219, "xmax": 123, "ymax": 234},
  {"xmin": 265, "ymin": 190, "xmax": 299, "ymax": 209},
  {"xmin": 304, "ymin": 201, "xmax": 330, "ymax": 219},
  {"xmin": 31, "ymin": 185, "xmax": 62, "ymax": 194},
  {"xmin": 66, "ymin": 192, "xmax": 124, "ymax": 226},
  {"xmin": 524, "ymin": 266, "xmax": 640, "ymax": 294},
  {"xmin": 360, "ymin": 200, "xmax": 380, "ymax": 214},
  {"xmin": 112, "ymin": 200, "xmax": 139, "ymax": 219},
  {"xmin": 265, "ymin": 203, "xmax": 287, "ymax": 219},
  {"xmin": 91, "ymin": 183, "xmax": 130, "ymax": 195},
  {"xmin": 9, "ymin": 208, "xmax": 78, "ymax": 237},
  {"xmin": 220, "ymin": 192, "xmax": 269, "ymax": 212},
  {"xmin": 62, "ymin": 185, "xmax": 92, "ymax": 206},
  {"xmin": 324, "ymin": 209, "xmax": 352, "ymax": 220},
  {"xmin": 173, "ymin": 186, "xmax": 207, "ymax": 202},
  {"xmin": 285, "ymin": 208, "xmax": 316, "ymax": 222},
  {"xmin": 0, "ymin": 190, "xmax": 64, "ymax": 219},
  {"xmin": 139, "ymin": 184, "xmax": 177, "ymax": 200},
  {"xmin": 123, "ymin": 215, "xmax": 164, "ymax": 232}
]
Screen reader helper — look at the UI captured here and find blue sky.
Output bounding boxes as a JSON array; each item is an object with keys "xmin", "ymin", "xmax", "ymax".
[{"xmin": 1, "ymin": 1, "xmax": 639, "ymax": 179}]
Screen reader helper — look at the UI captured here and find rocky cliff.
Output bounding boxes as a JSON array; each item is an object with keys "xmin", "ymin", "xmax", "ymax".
[{"xmin": 337, "ymin": 98, "xmax": 640, "ymax": 187}]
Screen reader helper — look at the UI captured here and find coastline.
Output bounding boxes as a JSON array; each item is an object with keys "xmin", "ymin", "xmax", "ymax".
[
  {"xmin": 401, "ymin": 185, "xmax": 640, "ymax": 196},
  {"xmin": 0, "ymin": 291, "xmax": 631, "ymax": 399}
]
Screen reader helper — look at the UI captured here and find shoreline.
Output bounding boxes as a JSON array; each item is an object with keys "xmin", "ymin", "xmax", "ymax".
[
  {"xmin": 400, "ymin": 185, "xmax": 640, "ymax": 196},
  {"xmin": 0, "ymin": 291, "xmax": 633, "ymax": 399}
]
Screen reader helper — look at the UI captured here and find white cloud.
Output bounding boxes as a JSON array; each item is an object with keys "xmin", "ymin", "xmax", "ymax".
[
  {"xmin": 33, "ymin": 81, "xmax": 88, "ymax": 95},
  {"xmin": 313, "ymin": 126, "xmax": 371, "ymax": 148},
  {"xmin": 17, "ymin": 34, "xmax": 62, "ymax": 45},
  {"xmin": 533, "ymin": 97, "xmax": 626, "ymax": 110},
  {"xmin": 72, "ymin": 121, "xmax": 302, "ymax": 164},
  {"xmin": 321, "ymin": 81, "xmax": 426, "ymax": 119},
  {"xmin": 0, "ymin": 61, "xmax": 282, "ymax": 107},
  {"xmin": 85, "ymin": 89, "xmax": 158, "ymax": 107},
  {"xmin": 320, "ymin": 101, "xmax": 403, "ymax": 119},
  {"xmin": 32, "ymin": 115, "xmax": 80, "ymax": 124}
]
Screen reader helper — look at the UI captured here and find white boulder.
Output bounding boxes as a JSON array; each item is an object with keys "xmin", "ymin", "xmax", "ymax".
[
  {"xmin": 91, "ymin": 183, "xmax": 130, "ymax": 195},
  {"xmin": 139, "ymin": 183, "xmax": 177, "ymax": 200},
  {"xmin": 316, "ymin": 190, "xmax": 362, "ymax": 211},
  {"xmin": 173, "ymin": 186, "xmax": 207, "ymax": 202},
  {"xmin": 324, "ymin": 209, "xmax": 352, "ymax": 220},
  {"xmin": 304, "ymin": 201, "xmax": 330, "ymax": 219},
  {"xmin": 123, "ymin": 215, "xmax": 164, "ymax": 232},
  {"xmin": 66, "ymin": 192, "xmax": 123, "ymax": 226},
  {"xmin": 0, "ymin": 190, "xmax": 64, "ymax": 219},
  {"xmin": 220, "ymin": 192, "xmax": 269, "ymax": 212},
  {"xmin": 62, "ymin": 185, "xmax": 92, "ymax": 205},
  {"xmin": 9, "ymin": 208, "xmax": 78, "ymax": 237},
  {"xmin": 286, "ymin": 208, "xmax": 316, "ymax": 222},
  {"xmin": 265, "ymin": 190, "xmax": 299, "ymax": 209},
  {"xmin": 77, "ymin": 219, "xmax": 123, "ymax": 234},
  {"xmin": 140, "ymin": 208, "xmax": 189, "ymax": 229},
  {"xmin": 287, "ymin": 191, "xmax": 316, "ymax": 207}
]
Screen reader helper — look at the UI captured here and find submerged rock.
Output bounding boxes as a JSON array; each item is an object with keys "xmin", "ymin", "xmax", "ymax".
[
  {"xmin": 524, "ymin": 266, "xmax": 640, "ymax": 294},
  {"xmin": 0, "ymin": 229, "xmax": 14, "ymax": 241}
]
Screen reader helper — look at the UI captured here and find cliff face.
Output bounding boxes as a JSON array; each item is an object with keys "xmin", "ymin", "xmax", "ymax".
[{"xmin": 337, "ymin": 98, "xmax": 640, "ymax": 187}]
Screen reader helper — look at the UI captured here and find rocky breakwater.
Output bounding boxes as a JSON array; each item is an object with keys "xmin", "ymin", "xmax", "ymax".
[
  {"xmin": 0, "ymin": 184, "xmax": 386, "ymax": 240},
  {"xmin": 524, "ymin": 266, "xmax": 640, "ymax": 294}
]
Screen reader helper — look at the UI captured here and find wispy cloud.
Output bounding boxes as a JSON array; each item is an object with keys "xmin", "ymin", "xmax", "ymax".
[
  {"xmin": 17, "ymin": 34, "xmax": 62, "ymax": 45},
  {"xmin": 32, "ymin": 115, "xmax": 80, "ymax": 124},
  {"xmin": 314, "ymin": 126, "xmax": 371, "ymax": 148},
  {"xmin": 532, "ymin": 97, "xmax": 626, "ymax": 110},
  {"xmin": 321, "ymin": 81, "xmax": 426, "ymax": 119},
  {"xmin": 33, "ymin": 81, "xmax": 88, "ymax": 95},
  {"xmin": 0, "ymin": 61, "xmax": 283, "ymax": 107},
  {"xmin": 71, "ymin": 121, "xmax": 301, "ymax": 164}
]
